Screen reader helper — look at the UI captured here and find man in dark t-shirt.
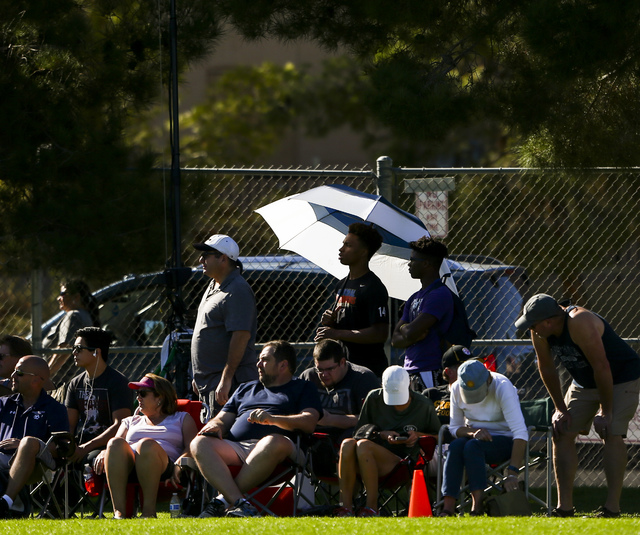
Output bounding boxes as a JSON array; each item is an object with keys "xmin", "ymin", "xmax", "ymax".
[
  {"xmin": 315, "ymin": 223, "xmax": 390, "ymax": 377},
  {"xmin": 64, "ymin": 327, "xmax": 132, "ymax": 465},
  {"xmin": 300, "ymin": 339, "xmax": 380, "ymax": 442},
  {"xmin": 191, "ymin": 340, "xmax": 322, "ymax": 518}
]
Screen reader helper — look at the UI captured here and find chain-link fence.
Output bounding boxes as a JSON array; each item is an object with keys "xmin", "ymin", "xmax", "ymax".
[{"xmin": 3, "ymin": 156, "xmax": 640, "ymax": 490}]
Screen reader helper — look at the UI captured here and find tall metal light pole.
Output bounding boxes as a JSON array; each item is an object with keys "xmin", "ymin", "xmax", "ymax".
[
  {"xmin": 169, "ymin": 0, "xmax": 182, "ymax": 270},
  {"xmin": 165, "ymin": 0, "xmax": 189, "ymax": 337}
]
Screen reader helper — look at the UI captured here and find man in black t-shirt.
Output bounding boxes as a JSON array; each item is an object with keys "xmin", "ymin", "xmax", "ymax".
[
  {"xmin": 301, "ymin": 339, "xmax": 380, "ymax": 442},
  {"xmin": 315, "ymin": 223, "xmax": 389, "ymax": 377},
  {"xmin": 64, "ymin": 327, "xmax": 132, "ymax": 466}
]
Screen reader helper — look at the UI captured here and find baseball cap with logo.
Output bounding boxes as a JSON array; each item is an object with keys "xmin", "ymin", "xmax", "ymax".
[
  {"xmin": 382, "ymin": 365, "xmax": 410, "ymax": 406},
  {"xmin": 515, "ymin": 293, "xmax": 563, "ymax": 331},
  {"xmin": 442, "ymin": 345, "xmax": 473, "ymax": 369},
  {"xmin": 193, "ymin": 234, "xmax": 240, "ymax": 261},
  {"xmin": 457, "ymin": 359, "xmax": 490, "ymax": 404}
]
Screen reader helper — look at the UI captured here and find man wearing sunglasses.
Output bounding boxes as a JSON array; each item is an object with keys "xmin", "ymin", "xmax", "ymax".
[
  {"xmin": 0, "ymin": 355, "xmax": 69, "ymax": 517},
  {"xmin": 0, "ymin": 335, "xmax": 33, "ymax": 396},
  {"xmin": 191, "ymin": 234, "xmax": 258, "ymax": 414},
  {"xmin": 64, "ymin": 327, "xmax": 133, "ymax": 468}
]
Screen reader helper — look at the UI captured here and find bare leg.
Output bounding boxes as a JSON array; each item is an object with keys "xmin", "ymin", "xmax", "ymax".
[
  {"xmin": 338, "ymin": 438, "xmax": 357, "ymax": 509},
  {"xmin": 602, "ymin": 435, "xmax": 627, "ymax": 512},
  {"xmin": 105, "ymin": 437, "xmax": 135, "ymax": 518},
  {"xmin": 134, "ymin": 438, "xmax": 169, "ymax": 518},
  {"xmin": 552, "ymin": 431, "xmax": 579, "ymax": 510},
  {"xmin": 190, "ymin": 435, "xmax": 244, "ymax": 504},
  {"xmin": 355, "ymin": 440, "xmax": 400, "ymax": 511},
  {"xmin": 5, "ymin": 437, "xmax": 42, "ymax": 500},
  {"xmin": 235, "ymin": 435, "xmax": 294, "ymax": 493}
]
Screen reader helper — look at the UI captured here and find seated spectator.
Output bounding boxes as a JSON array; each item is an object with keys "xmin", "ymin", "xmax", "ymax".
[
  {"xmin": 0, "ymin": 336, "xmax": 33, "ymax": 396},
  {"xmin": 423, "ymin": 345, "xmax": 475, "ymax": 426},
  {"xmin": 422, "ymin": 345, "xmax": 476, "ymax": 473},
  {"xmin": 100, "ymin": 373, "xmax": 198, "ymax": 519},
  {"xmin": 336, "ymin": 365, "xmax": 441, "ymax": 517},
  {"xmin": 300, "ymin": 339, "xmax": 380, "ymax": 442},
  {"xmin": 65, "ymin": 327, "xmax": 133, "ymax": 466},
  {"xmin": 0, "ymin": 356, "xmax": 70, "ymax": 518},
  {"xmin": 191, "ymin": 340, "xmax": 322, "ymax": 518},
  {"xmin": 440, "ymin": 359, "xmax": 528, "ymax": 516}
]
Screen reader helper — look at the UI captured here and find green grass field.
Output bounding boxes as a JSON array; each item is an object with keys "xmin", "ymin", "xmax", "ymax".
[
  {"xmin": 0, "ymin": 516, "xmax": 639, "ymax": 535},
  {"xmin": 2, "ymin": 487, "xmax": 638, "ymax": 533}
]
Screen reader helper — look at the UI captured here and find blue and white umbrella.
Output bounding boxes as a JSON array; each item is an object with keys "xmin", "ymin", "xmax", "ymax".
[{"xmin": 255, "ymin": 184, "xmax": 456, "ymax": 300}]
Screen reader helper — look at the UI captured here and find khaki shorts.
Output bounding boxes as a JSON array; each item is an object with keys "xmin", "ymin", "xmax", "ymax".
[
  {"xmin": 565, "ymin": 378, "xmax": 640, "ymax": 437},
  {"xmin": 225, "ymin": 436, "xmax": 299, "ymax": 464}
]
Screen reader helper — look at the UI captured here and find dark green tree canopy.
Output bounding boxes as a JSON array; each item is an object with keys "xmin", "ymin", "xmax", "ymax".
[
  {"xmin": 1, "ymin": 0, "xmax": 220, "ymax": 278},
  {"xmin": 210, "ymin": 0, "xmax": 640, "ymax": 166},
  {"xmin": 5, "ymin": 0, "xmax": 640, "ymax": 279}
]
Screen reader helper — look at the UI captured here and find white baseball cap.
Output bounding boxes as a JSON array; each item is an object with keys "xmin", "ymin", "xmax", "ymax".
[
  {"xmin": 382, "ymin": 365, "xmax": 410, "ymax": 406},
  {"xmin": 193, "ymin": 234, "xmax": 239, "ymax": 261}
]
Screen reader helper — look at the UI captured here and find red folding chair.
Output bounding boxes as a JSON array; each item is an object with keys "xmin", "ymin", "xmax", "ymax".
[
  {"xmin": 375, "ymin": 435, "xmax": 437, "ymax": 516},
  {"xmin": 224, "ymin": 435, "xmax": 310, "ymax": 517},
  {"xmin": 98, "ymin": 399, "xmax": 209, "ymax": 518}
]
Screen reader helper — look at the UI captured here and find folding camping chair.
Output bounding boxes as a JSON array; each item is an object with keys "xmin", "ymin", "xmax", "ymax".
[
  {"xmin": 373, "ymin": 435, "xmax": 437, "ymax": 516},
  {"xmin": 29, "ymin": 431, "xmax": 92, "ymax": 519},
  {"xmin": 223, "ymin": 434, "xmax": 314, "ymax": 517},
  {"xmin": 435, "ymin": 397, "xmax": 553, "ymax": 515},
  {"xmin": 304, "ymin": 432, "xmax": 342, "ymax": 514},
  {"xmin": 97, "ymin": 399, "xmax": 210, "ymax": 518}
]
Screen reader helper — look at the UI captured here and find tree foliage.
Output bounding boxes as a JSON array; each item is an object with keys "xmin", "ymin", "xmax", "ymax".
[
  {"xmin": 208, "ymin": 0, "xmax": 640, "ymax": 167},
  {"xmin": 0, "ymin": 0, "xmax": 221, "ymax": 279}
]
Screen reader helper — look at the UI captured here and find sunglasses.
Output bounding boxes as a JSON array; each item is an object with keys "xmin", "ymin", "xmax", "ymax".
[
  {"xmin": 12, "ymin": 369, "xmax": 40, "ymax": 378},
  {"xmin": 136, "ymin": 389, "xmax": 157, "ymax": 398},
  {"xmin": 0, "ymin": 353, "xmax": 10, "ymax": 360},
  {"xmin": 72, "ymin": 345, "xmax": 96, "ymax": 354}
]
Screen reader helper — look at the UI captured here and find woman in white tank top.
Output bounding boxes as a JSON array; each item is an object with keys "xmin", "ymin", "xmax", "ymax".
[{"xmin": 100, "ymin": 373, "xmax": 199, "ymax": 519}]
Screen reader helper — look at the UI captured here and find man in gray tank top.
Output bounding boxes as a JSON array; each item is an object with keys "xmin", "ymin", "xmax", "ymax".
[{"xmin": 516, "ymin": 293, "xmax": 640, "ymax": 518}]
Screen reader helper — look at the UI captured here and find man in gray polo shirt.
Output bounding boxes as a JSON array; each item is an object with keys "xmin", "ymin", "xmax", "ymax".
[{"xmin": 191, "ymin": 234, "xmax": 258, "ymax": 413}]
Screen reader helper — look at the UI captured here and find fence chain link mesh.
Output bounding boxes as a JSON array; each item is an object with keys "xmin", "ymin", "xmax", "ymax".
[{"xmin": 3, "ymin": 159, "xmax": 639, "ymax": 489}]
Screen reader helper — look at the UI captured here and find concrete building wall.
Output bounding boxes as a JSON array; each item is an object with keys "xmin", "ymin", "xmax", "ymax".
[{"xmin": 180, "ymin": 29, "xmax": 373, "ymax": 167}]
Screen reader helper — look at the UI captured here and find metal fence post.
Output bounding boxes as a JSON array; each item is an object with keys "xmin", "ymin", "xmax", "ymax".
[
  {"xmin": 376, "ymin": 155, "xmax": 397, "ymax": 367},
  {"xmin": 31, "ymin": 268, "xmax": 43, "ymax": 352},
  {"xmin": 376, "ymin": 156, "xmax": 395, "ymax": 203}
]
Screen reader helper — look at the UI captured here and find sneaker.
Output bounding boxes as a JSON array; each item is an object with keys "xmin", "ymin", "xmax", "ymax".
[
  {"xmin": 334, "ymin": 506, "xmax": 354, "ymax": 517},
  {"xmin": 551, "ymin": 507, "xmax": 575, "ymax": 518},
  {"xmin": 594, "ymin": 506, "xmax": 620, "ymax": 518},
  {"xmin": 357, "ymin": 506, "xmax": 379, "ymax": 517},
  {"xmin": 226, "ymin": 499, "xmax": 260, "ymax": 518},
  {"xmin": 198, "ymin": 498, "xmax": 226, "ymax": 518},
  {"xmin": 0, "ymin": 498, "xmax": 10, "ymax": 519}
]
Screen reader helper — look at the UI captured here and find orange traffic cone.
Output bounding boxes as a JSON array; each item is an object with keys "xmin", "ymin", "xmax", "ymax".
[{"xmin": 408, "ymin": 469, "xmax": 433, "ymax": 517}]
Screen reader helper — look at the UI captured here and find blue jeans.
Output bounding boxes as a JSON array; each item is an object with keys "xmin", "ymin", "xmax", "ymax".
[{"xmin": 441, "ymin": 435, "xmax": 514, "ymax": 498}]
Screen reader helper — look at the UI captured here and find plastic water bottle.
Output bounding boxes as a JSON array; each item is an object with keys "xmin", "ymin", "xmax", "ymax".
[
  {"xmin": 83, "ymin": 464, "xmax": 98, "ymax": 497},
  {"xmin": 170, "ymin": 493, "xmax": 182, "ymax": 518}
]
